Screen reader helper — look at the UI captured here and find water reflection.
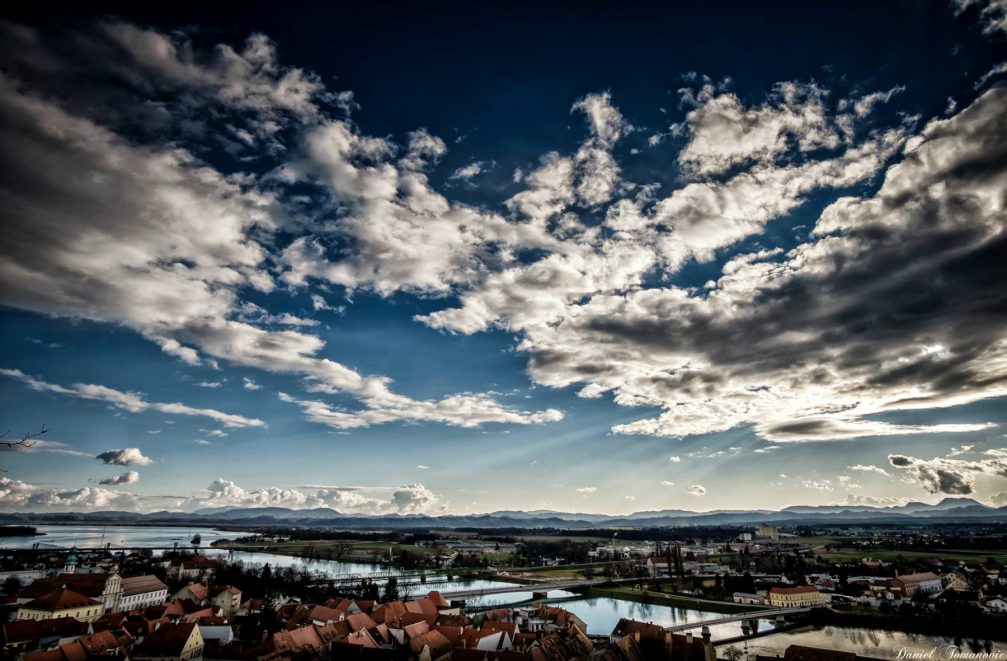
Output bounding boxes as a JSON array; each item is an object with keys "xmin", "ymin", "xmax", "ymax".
[{"xmin": 745, "ymin": 626, "xmax": 1006, "ymax": 657}]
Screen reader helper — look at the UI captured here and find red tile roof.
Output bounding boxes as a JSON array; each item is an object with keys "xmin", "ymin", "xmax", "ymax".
[
  {"xmin": 22, "ymin": 587, "xmax": 100, "ymax": 612},
  {"xmin": 768, "ymin": 586, "xmax": 820, "ymax": 595},
  {"xmin": 134, "ymin": 622, "xmax": 199, "ymax": 657},
  {"xmin": 177, "ymin": 583, "xmax": 209, "ymax": 601},
  {"xmin": 409, "ymin": 630, "xmax": 454, "ymax": 657},
  {"xmin": 3, "ymin": 617, "xmax": 86, "ymax": 644},
  {"xmin": 122, "ymin": 576, "xmax": 168, "ymax": 597}
]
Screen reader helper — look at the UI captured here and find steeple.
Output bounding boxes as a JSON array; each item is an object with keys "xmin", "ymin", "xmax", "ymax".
[{"xmin": 64, "ymin": 546, "xmax": 79, "ymax": 573}]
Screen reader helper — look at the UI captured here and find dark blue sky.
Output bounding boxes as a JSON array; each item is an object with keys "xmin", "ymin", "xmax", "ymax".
[{"xmin": 1, "ymin": 0, "xmax": 1005, "ymax": 514}]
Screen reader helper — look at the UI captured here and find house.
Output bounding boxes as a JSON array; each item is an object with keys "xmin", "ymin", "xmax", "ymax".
[
  {"xmin": 647, "ymin": 557, "xmax": 673, "ymax": 577},
  {"xmin": 767, "ymin": 586, "xmax": 824, "ymax": 608},
  {"xmin": 272, "ymin": 625, "xmax": 326, "ymax": 656},
  {"xmin": 174, "ymin": 584, "xmax": 210, "ymax": 605},
  {"xmin": 166, "ymin": 557, "xmax": 219, "ymax": 583},
  {"xmin": 196, "ymin": 625, "xmax": 234, "ymax": 645},
  {"xmin": 2, "ymin": 618, "xmax": 88, "ymax": 654},
  {"xmin": 133, "ymin": 622, "xmax": 204, "ymax": 661},
  {"xmin": 408, "ymin": 630, "xmax": 453, "ymax": 661},
  {"xmin": 308, "ymin": 604, "xmax": 346, "ymax": 625},
  {"xmin": 890, "ymin": 572, "xmax": 942, "ymax": 597},
  {"xmin": 210, "ymin": 587, "xmax": 241, "ymax": 619},
  {"xmin": 732, "ymin": 592, "xmax": 764, "ymax": 605},
  {"xmin": 23, "ymin": 629, "xmax": 133, "ymax": 661},
  {"xmin": 16, "ymin": 588, "xmax": 104, "ymax": 622},
  {"xmin": 943, "ymin": 572, "xmax": 972, "ymax": 591},
  {"xmin": 755, "ymin": 525, "xmax": 779, "ymax": 541},
  {"xmin": 121, "ymin": 576, "xmax": 170, "ymax": 612}
]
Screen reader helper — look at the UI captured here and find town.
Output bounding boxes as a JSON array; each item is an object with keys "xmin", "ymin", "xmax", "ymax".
[{"xmin": 2, "ymin": 522, "xmax": 1005, "ymax": 661}]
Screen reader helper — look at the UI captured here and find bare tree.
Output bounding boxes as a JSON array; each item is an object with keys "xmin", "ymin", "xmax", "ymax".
[{"xmin": 0, "ymin": 425, "xmax": 46, "ymax": 471}]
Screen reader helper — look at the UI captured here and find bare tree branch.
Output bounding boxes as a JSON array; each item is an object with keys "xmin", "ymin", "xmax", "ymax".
[{"xmin": 0, "ymin": 424, "xmax": 47, "ymax": 448}]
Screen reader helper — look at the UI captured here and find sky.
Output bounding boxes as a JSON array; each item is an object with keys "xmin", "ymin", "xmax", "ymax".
[{"xmin": 1, "ymin": 0, "xmax": 1007, "ymax": 516}]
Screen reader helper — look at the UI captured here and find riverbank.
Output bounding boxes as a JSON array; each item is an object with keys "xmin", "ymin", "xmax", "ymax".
[{"xmin": 583, "ymin": 586, "xmax": 759, "ymax": 614}]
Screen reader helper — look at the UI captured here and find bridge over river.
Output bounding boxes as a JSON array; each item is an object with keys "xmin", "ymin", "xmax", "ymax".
[
  {"xmin": 663, "ymin": 606, "xmax": 814, "ymax": 632},
  {"xmin": 440, "ymin": 577, "xmax": 640, "ymax": 601}
]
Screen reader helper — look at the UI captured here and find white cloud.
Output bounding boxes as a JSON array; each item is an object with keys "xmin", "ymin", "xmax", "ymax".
[
  {"xmin": 844, "ymin": 494, "xmax": 908, "ymax": 507},
  {"xmin": 96, "ymin": 448, "xmax": 153, "ymax": 466},
  {"xmin": 424, "ymin": 86, "xmax": 1007, "ymax": 443},
  {"xmin": 2, "ymin": 368, "xmax": 264, "ymax": 428},
  {"xmin": 99, "ymin": 471, "xmax": 140, "ymax": 485},
  {"xmin": 242, "ymin": 377, "xmax": 262, "ymax": 391},
  {"xmin": 450, "ymin": 161, "xmax": 489, "ymax": 180},
  {"xmin": 0, "ymin": 22, "xmax": 561, "ymax": 439},
  {"xmin": 676, "ymin": 81, "xmax": 840, "ymax": 176},
  {"xmin": 837, "ymin": 475, "xmax": 862, "ymax": 490},
  {"xmin": 577, "ymin": 486, "xmax": 597, "ymax": 493},
  {"xmin": 0, "ymin": 439, "xmax": 91, "ymax": 458},
  {"xmin": 277, "ymin": 390, "xmax": 563, "ymax": 430},
  {"xmin": 888, "ymin": 449, "xmax": 1007, "ymax": 495},
  {"xmin": 954, "ymin": 0, "xmax": 1007, "ymax": 36},
  {"xmin": 669, "ymin": 455, "xmax": 681, "ymax": 463},
  {"xmin": 0, "ymin": 18, "xmax": 1004, "ymax": 457},
  {"xmin": 686, "ymin": 484, "xmax": 706, "ymax": 496},
  {"xmin": 661, "ymin": 480, "xmax": 675, "ymax": 487},
  {"xmin": 310, "ymin": 294, "xmax": 344, "ymax": 314},
  {"xmin": 848, "ymin": 464, "xmax": 891, "ymax": 477},
  {"xmin": 0, "ymin": 477, "xmax": 142, "ymax": 513}
]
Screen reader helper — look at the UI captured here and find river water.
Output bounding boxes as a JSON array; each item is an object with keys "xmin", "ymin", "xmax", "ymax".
[
  {"xmin": 0, "ymin": 525, "xmax": 245, "ymax": 549},
  {"xmin": 5, "ymin": 526, "xmax": 1003, "ymax": 655}
]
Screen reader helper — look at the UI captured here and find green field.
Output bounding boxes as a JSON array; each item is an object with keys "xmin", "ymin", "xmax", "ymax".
[{"xmin": 792, "ymin": 536, "xmax": 1007, "ymax": 563}]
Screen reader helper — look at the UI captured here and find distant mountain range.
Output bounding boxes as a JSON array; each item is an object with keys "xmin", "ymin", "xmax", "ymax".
[{"xmin": 2, "ymin": 497, "xmax": 1005, "ymax": 530}]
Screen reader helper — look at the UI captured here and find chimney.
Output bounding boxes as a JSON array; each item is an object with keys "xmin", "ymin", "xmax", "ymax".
[
  {"xmin": 701, "ymin": 625, "xmax": 711, "ymax": 643},
  {"xmin": 686, "ymin": 632, "xmax": 693, "ymax": 644},
  {"xmin": 634, "ymin": 631, "xmax": 641, "ymax": 642}
]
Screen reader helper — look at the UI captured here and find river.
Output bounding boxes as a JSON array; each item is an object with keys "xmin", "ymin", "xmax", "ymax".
[{"xmin": 0, "ymin": 524, "xmax": 245, "ymax": 549}]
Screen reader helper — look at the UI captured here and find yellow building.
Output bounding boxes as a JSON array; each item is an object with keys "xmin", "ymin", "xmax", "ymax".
[
  {"xmin": 767, "ymin": 586, "xmax": 824, "ymax": 608},
  {"xmin": 755, "ymin": 524, "xmax": 779, "ymax": 541},
  {"xmin": 16, "ymin": 587, "xmax": 103, "ymax": 622}
]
